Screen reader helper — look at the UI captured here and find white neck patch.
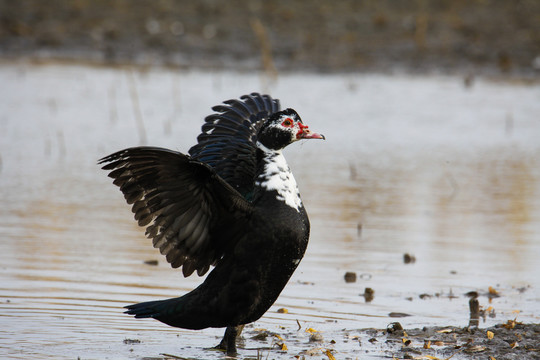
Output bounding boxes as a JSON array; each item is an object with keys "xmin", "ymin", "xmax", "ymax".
[{"xmin": 255, "ymin": 142, "xmax": 302, "ymax": 211}]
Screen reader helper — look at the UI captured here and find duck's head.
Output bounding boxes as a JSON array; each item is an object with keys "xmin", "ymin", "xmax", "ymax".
[{"xmin": 258, "ymin": 109, "xmax": 325, "ymax": 150}]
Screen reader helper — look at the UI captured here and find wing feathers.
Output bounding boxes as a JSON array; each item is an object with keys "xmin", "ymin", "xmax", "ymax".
[
  {"xmin": 101, "ymin": 93, "xmax": 282, "ymax": 276},
  {"xmin": 189, "ymin": 93, "xmax": 281, "ymax": 198},
  {"xmin": 99, "ymin": 146, "xmax": 252, "ymax": 276}
]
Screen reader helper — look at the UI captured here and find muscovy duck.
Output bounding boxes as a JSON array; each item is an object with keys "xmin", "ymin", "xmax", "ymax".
[{"xmin": 99, "ymin": 93, "xmax": 324, "ymax": 355}]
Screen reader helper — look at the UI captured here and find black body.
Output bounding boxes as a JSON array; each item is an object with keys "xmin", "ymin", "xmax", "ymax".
[{"xmin": 99, "ymin": 93, "xmax": 323, "ymax": 354}]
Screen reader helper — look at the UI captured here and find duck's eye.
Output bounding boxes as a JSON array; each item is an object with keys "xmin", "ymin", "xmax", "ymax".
[{"xmin": 282, "ymin": 118, "xmax": 293, "ymax": 127}]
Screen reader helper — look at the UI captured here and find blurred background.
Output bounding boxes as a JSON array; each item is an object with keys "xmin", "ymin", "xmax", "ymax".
[
  {"xmin": 1, "ymin": 1, "xmax": 539, "ymax": 359},
  {"xmin": 1, "ymin": 0, "xmax": 540, "ymax": 76}
]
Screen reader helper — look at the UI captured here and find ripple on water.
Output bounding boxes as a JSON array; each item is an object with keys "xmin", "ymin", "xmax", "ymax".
[{"xmin": 0, "ymin": 63, "xmax": 539, "ymax": 359}]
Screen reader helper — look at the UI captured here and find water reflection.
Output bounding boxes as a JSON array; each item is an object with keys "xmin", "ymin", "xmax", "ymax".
[
  {"xmin": 311, "ymin": 153, "xmax": 539, "ymax": 291},
  {"xmin": 0, "ymin": 63, "xmax": 538, "ymax": 359}
]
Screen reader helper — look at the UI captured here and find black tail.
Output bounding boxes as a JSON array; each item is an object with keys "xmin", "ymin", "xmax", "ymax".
[
  {"xmin": 124, "ymin": 296, "xmax": 212, "ymax": 330},
  {"xmin": 124, "ymin": 298, "xmax": 181, "ymax": 319}
]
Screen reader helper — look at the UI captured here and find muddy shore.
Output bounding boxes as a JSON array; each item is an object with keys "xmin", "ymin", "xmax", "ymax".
[
  {"xmin": 128, "ymin": 321, "xmax": 540, "ymax": 360},
  {"xmin": 236, "ymin": 321, "xmax": 540, "ymax": 360}
]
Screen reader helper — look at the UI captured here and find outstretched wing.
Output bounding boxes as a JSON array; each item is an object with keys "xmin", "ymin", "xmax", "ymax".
[
  {"xmin": 99, "ymin": 147, "xmax": 253, "ymax": 277},
  {"xmin": 189, "ymin": 93, "xmax": 281, "ymax": 198}
]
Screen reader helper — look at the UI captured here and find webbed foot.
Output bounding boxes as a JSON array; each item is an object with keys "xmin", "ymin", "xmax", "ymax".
[{"xmin": 215, "ymin": 325, "xmax": 244, "ymax": 356}]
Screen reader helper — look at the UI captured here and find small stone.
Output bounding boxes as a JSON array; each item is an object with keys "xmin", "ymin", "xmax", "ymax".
[{"xmin": 387, "ymin": 322, "xmax": 404, "ymax": 334}]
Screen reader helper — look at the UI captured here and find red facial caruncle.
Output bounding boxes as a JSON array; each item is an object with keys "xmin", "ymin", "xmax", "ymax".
[
  {"xmin": 281, "ymin": 116, "xmax": 325, "ymax": 141},
  {"xmin": 296, "ymin": 122, "xmax": 309, "ymax": 139}
]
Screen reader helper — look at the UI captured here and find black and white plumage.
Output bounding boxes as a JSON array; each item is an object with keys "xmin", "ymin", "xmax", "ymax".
[{"xmin": 99, "ymin": 93, "xmax": 324, "ymax": 355}]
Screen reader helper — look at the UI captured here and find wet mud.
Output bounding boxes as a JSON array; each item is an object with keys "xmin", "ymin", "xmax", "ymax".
[{"xmin": 123, "ymin": 321, "xmax": 540, "ymax": 360}]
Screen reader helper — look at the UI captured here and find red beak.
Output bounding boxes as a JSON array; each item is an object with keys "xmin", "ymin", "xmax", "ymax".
[
  {"xmin": 297, "ymin": 123, "xmax": 325, "ymax": 140},
  {"xmin": 299, "ymin": 130, "xmax": 325, "ymax": 140}
]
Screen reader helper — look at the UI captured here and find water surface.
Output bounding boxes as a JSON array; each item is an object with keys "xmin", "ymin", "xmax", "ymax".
[{"xmin": 0, "ymin": 62, "xmax": 539, "ymax": 359}]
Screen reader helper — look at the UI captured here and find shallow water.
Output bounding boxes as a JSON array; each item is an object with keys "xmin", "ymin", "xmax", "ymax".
[{"xmin": 0, "ymin": 62, "xmax": 539, "ymax": 359}]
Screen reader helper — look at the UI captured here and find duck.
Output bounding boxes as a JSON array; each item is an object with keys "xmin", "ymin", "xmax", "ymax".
[{"xmin": 99, "ymin": 92, "xmax": 324, "ymax": 355}]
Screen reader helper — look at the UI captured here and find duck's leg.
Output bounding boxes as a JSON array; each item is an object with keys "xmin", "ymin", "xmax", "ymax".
[{"xmin": 215, "ymin": 325, "xmax": 244, "ymax": 356}]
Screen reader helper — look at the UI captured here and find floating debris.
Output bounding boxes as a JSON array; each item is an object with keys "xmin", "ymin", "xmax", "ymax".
[
  {"xmin": 323, "ymin": 348, "xmax": 336, "ymax": 360},
  {"xmin": 143, "ymin": 259, "xmax": 158, "ymax": 266},
  {"xmin": 403, "ymin": 253, "xmax": 416, "ymax": 264},
  {"xmin": 502, "ymin": 317, "xmax": 521, "ymax": 329},
  {"xmin": 251, "ymin": 331, "xmax": 269, "ymax": 341},
  {"xmin": 488, "ymin": 286, "xmax": 501, "ymax": 299},
  {"xmin": 389, "ymin": 312, "xmax": 412, "ymax": 318},
  {"xmin": 464, "ymin": 345, "xmax": 487, "ymax": 353},
  {"xmin": 271, "ymin": 334, "xmax": 287, "ymax": 351},
  {"xmin": 362, "ymin": 287, "xmax": 375, "ymax": 302},
  {"xmin": 309, "ymin": 332, "xmax": 324, "ymax": 343},
  {"xmin": 344, "ymin": 271, "xmax": 357, "ymax": 283},
  {"xmin": 483, "ymin": 305, "xmax": 497, "ymax": 319},
  {"xmin": 123, "ymin": 338, "xmax": 140, "ymax": 344}
]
